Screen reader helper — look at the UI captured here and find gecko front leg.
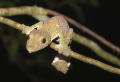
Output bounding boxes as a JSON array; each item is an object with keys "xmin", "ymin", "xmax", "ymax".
[{"xmin": 22, "ymin": 22, "xmax": 43, "ymax": 35}]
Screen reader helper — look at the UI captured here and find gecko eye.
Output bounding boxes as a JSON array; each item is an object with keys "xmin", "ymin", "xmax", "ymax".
[{"xmin": 41, "ymin": 38, "xmax": 46, "ymax": 44}]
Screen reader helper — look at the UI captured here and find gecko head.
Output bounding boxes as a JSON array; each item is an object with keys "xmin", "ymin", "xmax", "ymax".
[{"xmin": 26, "ymin": 30, "xmax": 51, "ymax": 53}]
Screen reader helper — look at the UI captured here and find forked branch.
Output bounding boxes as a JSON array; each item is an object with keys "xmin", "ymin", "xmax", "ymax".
[{"xmin": 0, "ymin": 6, "xmax": 120, "ymax": 74}]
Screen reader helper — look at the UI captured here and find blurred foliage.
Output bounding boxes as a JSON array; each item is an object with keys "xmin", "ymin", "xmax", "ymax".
[
  {"xmin": 77, "ymin": 0, "xmax": 100, "ymax": 7},
  {"xmin": 68, "ymin": 0, "xmax": 99, "ymax": 22},
  {"xmin": 42, "ymin": 0, "xmax": 100, "ymax": 22},
  {"xmin": 0, "ymin": 0, "xmax": 100, "ymax": 81},
  {"xmin": 0, "ymin": 0, "xmax": 20, "ymax": 7}
]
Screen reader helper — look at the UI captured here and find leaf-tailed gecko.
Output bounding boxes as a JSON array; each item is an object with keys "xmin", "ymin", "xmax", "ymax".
[
  {"xmin": 22, "ymin": 16, "xmax": 73, "ymax": 73},
  {"xmin": 22, "ymin": 16, "xmax": 73, "ymax": 57}
]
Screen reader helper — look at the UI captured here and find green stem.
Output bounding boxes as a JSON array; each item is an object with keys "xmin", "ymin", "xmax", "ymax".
[
  {"xmin": 0, "ymin": 16, "xmax": 25, "ymax": 31},
  {"xmin": 0, "ymin": 6, "xmax": 120, "ymax": 53},
  {"xmin": 50, "ymin": 43, "xmax": 120, "ymax": 75},
  {"xmin": 0, "ymin": 6, "xmax": 47, "ymax": 16},
  {"xmin": 0, "ymin": 6, "xmax": 120, "ymax": 74},
  {"xmin": 73, "ymin": 33, "xmax": 120, "ymax": 67},
  {"xmin": 47, "ymin": 9, "xmax": 120, "ymax": 53},
  {"xmin": 70, "ymin": 50, "xmax": 120, "ymax": 75}
]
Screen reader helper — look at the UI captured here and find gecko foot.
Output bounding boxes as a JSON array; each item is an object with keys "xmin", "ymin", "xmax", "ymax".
[{"xmin": 58, "ymin": 48, "xmax": 71, "ymax": 57}]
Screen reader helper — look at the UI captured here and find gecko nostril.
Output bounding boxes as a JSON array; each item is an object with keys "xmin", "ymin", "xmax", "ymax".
[{"xmin": 41, "ymin": 38, "xmax": 46, "ymax": 43}]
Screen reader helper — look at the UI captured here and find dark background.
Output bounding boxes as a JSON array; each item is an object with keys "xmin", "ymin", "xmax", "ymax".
[{"xmin": 0, "ymin": 0, "xmax": 120, "ymax": 82}]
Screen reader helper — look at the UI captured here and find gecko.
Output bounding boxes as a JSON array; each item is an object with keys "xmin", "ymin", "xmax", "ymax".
[
  {"xmin": 22, "ymin": 16, "xmax": 73, "ymax": 73},
  {"xmin": 22, "ymin": 16, "xmax": 73, "ymax": 57}
]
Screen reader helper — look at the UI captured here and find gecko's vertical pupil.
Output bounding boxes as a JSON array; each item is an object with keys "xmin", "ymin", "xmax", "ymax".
[{"xmin": 41, "ymin": 38, "xmax": 46, "ymax": 43}]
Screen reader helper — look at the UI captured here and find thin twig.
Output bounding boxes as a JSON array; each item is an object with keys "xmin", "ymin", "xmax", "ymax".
[
  {"xmin": 50, "ymin": 43, "xmax": 120, "ymax": 75},
  {"xmin": 0, "ymin": 7, "xmax": 120, "ymax": 75},
  {"xmin": 47, "ymin": 9, "xmax": 120, "ymax": 53},
  {"xmin": 73, "ymin": 33, "xmax": 120, "ymax": 66},
  {"xmin": 0, "ymin": 6, "xmax": 120, "ymax": 53},
  {"xmin": 0, "ymin": 6, "xmax": 47, "ymax": 16},
  {"xmin": 32, "ymin": 15, "xmax": 120, "ymax": 67},
  {"xmin": 0, "ymin": 16, "xmax": 26, "ymax": 31}
]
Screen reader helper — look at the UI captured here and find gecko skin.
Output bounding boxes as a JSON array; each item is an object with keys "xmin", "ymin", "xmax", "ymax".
[{"xmin": 23, "ymin": 16, "xmax": 73, "ymax": 57}]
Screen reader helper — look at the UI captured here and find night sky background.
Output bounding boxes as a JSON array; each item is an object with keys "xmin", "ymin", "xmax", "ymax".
[{"xmin": 0, "ymin": 0, "xmax": 120, "ymax": 82}]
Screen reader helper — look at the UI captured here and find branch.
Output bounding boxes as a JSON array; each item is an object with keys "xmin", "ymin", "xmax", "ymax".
[
  {"xmin": 47, "ymin": 9, "xmax": 120, "ymax": 53},
  {"xmin": 1, "ymin": 16, "xmax": 120, "ymax": 74},
  {"xmin": 73, "ymin": 33, "xmax": 120, "ymax": 67},
  {"xmin": 1, "ymin": 16, "xmax": 120, "ymax": 67},
  {"xmin": 1, "ymin": 7, "xmax": 120, "ymax": 75},
  {"xmin": 50, "ymin": 43, "xmax": 120, "ymax": 75},
  {"xmin": 0, "ymin": 16, "xmax": 25, "ymax": 31},
  {"xmin": 0, "ymin": 6, "xmax": 120, "ymax": 53},
  {"xmin": 31, "ymin": 13, "xmax": 120, "ymax": 67},
  {"xmin": 0, "ymin": 6, "xmax": 47, "ymax": 16}
]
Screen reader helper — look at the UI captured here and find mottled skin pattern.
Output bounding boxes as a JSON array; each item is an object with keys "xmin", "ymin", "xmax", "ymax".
[
  {"xmin": 22, "ymin": 16, "xmax": 73, "ymax": 73},
  {"xmin": 23, "ymin": 16, "xmax": 73, "ymax": 56},
  {"xmin": 26, "ymin": 30, "xmax": 51, "ymax": 53}
]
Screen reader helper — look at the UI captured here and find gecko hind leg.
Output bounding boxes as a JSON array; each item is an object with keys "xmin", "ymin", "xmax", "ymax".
[
  {"xmin": 58, "ymin": 47, "xmax": 71, "ymax": 57},
  {"xmin": 52, "ymin": 36, "xmax": 71, "ymax": 57}
]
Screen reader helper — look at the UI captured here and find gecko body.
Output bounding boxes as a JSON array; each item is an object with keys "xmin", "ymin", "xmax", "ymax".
[{"xmin": 23, "ymin": 16, "xmax": 73, "ymax": 57}]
